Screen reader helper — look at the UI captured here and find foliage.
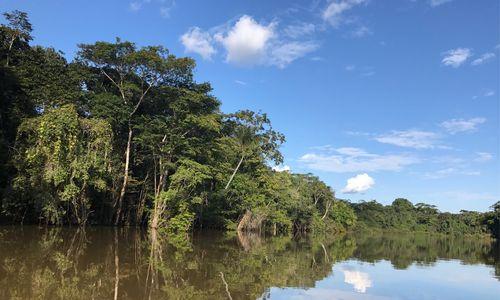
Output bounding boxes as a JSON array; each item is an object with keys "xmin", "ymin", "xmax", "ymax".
[
  {"xmin": 5, "ymin": 105, "xmax": 113, "ymax": 225},
  {"xmin": 0, "ymin": 10, "xmax": 497, "ymax": 239},
  {"xmin": 351, "ymin": 198, "xmax": 496, "ymax": 236}
]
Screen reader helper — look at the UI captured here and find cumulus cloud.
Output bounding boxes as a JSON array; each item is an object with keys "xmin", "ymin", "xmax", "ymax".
[
  {"xmin": 343, "ymin": 270, "xmax": 372, "ymax": 293},
  {"xmin": 440, "ymin": 117, "xmax": 486, "ymax": 134},
  {"xmin": 374, "ymin": 130, "xmax": 440, "ymax": 149},
  {"xmin": 342, "ymin": 173, "xmax": 374, "ymax": 194},
  {"xmin": 299, "ymin": 147, "xmax": 418, "ymax": 173},
  {"xmin": 322, "ymin": 0, "xmax": 368, "ymax": 27},
  {"xmin": 471, "ymin": 52, "xmax": 496, "ymax": 66},
  {"xmin": 430, "ymin": 0, "xmax": 453, "ymax": 7},
  {"xmin": 180, "ymin": 27, "xmax": 217, "ymax": 60},
  {"xmin": 442, "ymin": 48, "xmax": 472, "ymax": 67},
  {"xmin": 181, "ymin": 15, "xmax": 318, "ymax": 68},
  {"xmin": 214, "ymin": 15, "xmax": 275, "ymax": 66},
  {"xmin": 272, "ymin": 165, "xmax": 291, "ymax": 172}
]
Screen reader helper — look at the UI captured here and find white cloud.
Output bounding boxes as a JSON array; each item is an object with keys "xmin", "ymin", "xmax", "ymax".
[
  {"xmin": 361, "ymin": 70, "xmax": 375, "ymax": 77},
  {"xmin": 234, "ymin": 80, "xmax": 247, "ymax": 85},
  {"xmin": 283, "ymin": 22, "xmax": 316, "ymax": 38},
  {"xmin": 475, "ymin": 152, "xmax": 493, "ymax": 162},
  {"xmin": 180, "ymin": 15, "xmax": 319, "ymax": 68},
  {"xmin": 336, "ymin": 147, "xmax": 374, "ymax": 157},
  {"xmin": 272, "ymin": 165, "xmax": 291, "ymax": 172},
  {"xmin": 214, "ymin": 15, "xmax": 275, "ymax": 66},
  {"xmin": 343, "ymin": 270, "xmax": 372, "ymax": 293},
  {"xmin": 322, "ymin": 0, "xmax": 368, "ymax": 27},
  {"xmin": 129, "ymin": 1, "xmax": 142, "ymax": 11},
  {"xmin": 180, "ymin": 27, "xmax": 217, "ymax": 60},
  {"xmin": 310, "ymin": 56, "xmax": 325, "ymax": 61},
  {"xmin": 471, "ymin": 52, "xmax": 495, "ymax": 66},
  {"xmin": 269, "ymin": 41, "xmax": 319, "ymax": 68},
  {"xmin": 440, "ymin": 117, "xmax": 486, "ymax": 134},
  {"xmin": 484, "ymin": 90, "xmax": 495, "ymax": 97},
  {"xmin": 473, "ymin": 89, "xmax": 495, "ymax": 99},
  {"xmin": 345, "ymin": 65, "xmax": 356, "ymax": 71},
  {"xmin": 442, "ymin": 48, "xmax": 472, "ymax": 67},
  {"xmin": 431, "ymin": 191, "xmax": 498, "ymax": 204},
  {"xmin": 160, "ymin": 6, "xmax": 171, "ymax": 18},
  {"xmin": 128, "ymin": 0, "xmax": 175, "ymax": 17},
  {"xmin": 351, "ymin": 26, "xmax": 372, "ymax": 38},
  {"xmin": 342, "ymin": 173, "xmax": 375, "ymax": 194},
  {"xmin": 424, "ymin": 168, "xmax": 480, "ymax": 179},
  {"xmin": 299, "ymin": 147, "xmax": 418, "ymax": 173},
  {"xmin": 430, "ymin": 0, "xmax": 453, "ymax": 7},
  {"xmin": 375, "ymin": 130, "xmax": 440, "ymax": 149}
]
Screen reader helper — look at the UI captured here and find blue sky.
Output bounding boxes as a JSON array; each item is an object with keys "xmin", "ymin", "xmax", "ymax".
[{"xmin": 1, "ymin": 0, "xmax": 498, "ymax": 212}]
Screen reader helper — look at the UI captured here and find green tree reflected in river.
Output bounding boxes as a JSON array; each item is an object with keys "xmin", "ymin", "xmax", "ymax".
[{"xmin": 0, "ymin": 227, "xmax": 498, "ymax": 299}]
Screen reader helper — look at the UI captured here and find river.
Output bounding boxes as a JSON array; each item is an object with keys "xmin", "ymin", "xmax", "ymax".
[{"xmin": 0, "ymin": 226, "xmax": 498, "ymax": 299}]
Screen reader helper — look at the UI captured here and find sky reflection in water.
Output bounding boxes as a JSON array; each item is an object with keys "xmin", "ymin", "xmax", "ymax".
[{"xmin": 0, "ymin": 227, "xmax": 498, "ymax": 300}]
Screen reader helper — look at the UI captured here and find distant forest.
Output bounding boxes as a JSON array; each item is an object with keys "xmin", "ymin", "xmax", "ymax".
[{"xmin": 0, "ymin": 11, "xmax": 498, "ymax": 238}]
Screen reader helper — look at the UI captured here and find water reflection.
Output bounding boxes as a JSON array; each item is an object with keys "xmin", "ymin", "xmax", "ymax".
[
  {"xmin": 0, "ymin": 227, "xmax": 498, "ymax": 299},
  {"xmin": 343, "ymin": 269, "xmax": 372, "ymax": 293}
]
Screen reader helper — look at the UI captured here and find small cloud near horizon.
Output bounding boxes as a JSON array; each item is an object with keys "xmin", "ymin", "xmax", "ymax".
[{"xmin": 342, "ymin": 173, "xmax": 375, "ymax": 194}]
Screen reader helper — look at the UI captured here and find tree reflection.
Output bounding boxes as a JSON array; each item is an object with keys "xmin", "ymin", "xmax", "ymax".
[{"xmin": 0, "ymin": 227, "xmax": 498, "ymax": 299}]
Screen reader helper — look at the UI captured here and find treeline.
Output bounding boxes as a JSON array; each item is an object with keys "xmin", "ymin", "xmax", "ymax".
[
  {"xmin": 1, "ymin": 11, "xmax": 498, "ymax": 238},
  {"xmin": 351, "ymin": 198, "xmax": 500, "ymax": 238},
  {"xmin": 0, "ymin": 11, "xmax": 356, "ymax": 233}
]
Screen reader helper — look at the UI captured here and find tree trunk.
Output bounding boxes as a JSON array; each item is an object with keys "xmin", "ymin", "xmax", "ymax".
[
  {"xmin": 5, "ymin": 36, "xmax": 15, "ymax": 67},
  {"xmin": 321, "ymin": 200, "xmax": 331, "ymax": 220},
  {"xmin": 225, "ymin": 155, "xmax": 244, "ymax": 190},
  {"xmin": 150, "ymin": 158, "xmax": 170, "ymax": 230},
  {"xmin": 115, "ymin": 125, "xmax": 132, "ymax": 225}
]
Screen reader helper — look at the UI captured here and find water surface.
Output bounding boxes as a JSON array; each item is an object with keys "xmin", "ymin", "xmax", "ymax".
[{"xmin": 0, "ymin": 227, "xmax": 498, "ymax": 299}]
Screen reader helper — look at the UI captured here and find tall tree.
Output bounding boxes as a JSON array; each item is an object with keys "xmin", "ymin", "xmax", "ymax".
[
  {"xmin": 222, "ymin": 110, "xmax": 285, "ymax": 190},
  {"xmin": 77, "ymin": 39, "xmax": 195, "ymax": 224},
  {"xmin": 1, "ymin": 10, "xmax": 32, "ymax": 67}
]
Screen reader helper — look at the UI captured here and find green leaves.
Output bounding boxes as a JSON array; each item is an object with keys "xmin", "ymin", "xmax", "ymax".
[
  {"xmin": 0, "ymin": 11, "xmax": 368, "ymax": 236},
  {"xmin": 11, "ymin": 104, "xmax": 114, "ymax": 225}
]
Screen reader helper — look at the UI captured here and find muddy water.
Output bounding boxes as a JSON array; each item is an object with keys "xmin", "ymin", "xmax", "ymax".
[{"xmin": 0, "ymin": 227, "xmax": 498, "ymax": 299}]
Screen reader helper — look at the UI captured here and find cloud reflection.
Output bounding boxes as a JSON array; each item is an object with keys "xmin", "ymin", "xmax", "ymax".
[{"xmin": 343, "ymin": 270, "xmax": 372, "ymax": 293}]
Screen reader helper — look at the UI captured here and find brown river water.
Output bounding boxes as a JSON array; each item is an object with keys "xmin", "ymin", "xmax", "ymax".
[{"xmin": 0, "ymin": 226, "xmax": 499, "ymax": 299}]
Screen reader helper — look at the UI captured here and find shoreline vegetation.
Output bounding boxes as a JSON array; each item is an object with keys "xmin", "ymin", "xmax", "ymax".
[{"xmin": 0, "ymin": 11, "xmax": 499, "ymax": 239}]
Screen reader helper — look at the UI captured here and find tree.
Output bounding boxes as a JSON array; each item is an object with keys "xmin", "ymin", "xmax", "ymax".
[
  {"xmin": 77, "ymin": 39, "xmax": 196, "ymax": 224},
  {"xmin": 8, "ymin": 105, "xmax": 113, "ymax": 225},
  {"xmin": 222, "ymin": 110, "xmax": 285, "ymax": 190},
  {"xmin": 1, "ymin": 10, "xmax": 32, "ymax": 67}
]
